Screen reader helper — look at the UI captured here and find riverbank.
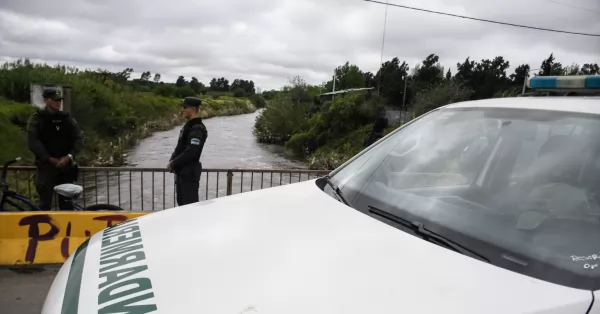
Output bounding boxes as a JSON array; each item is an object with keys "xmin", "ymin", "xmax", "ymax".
[
  {"xmin": 253, "ymin": 89, "xmax": 386, "ymax": 170},
  {"xmin": 0, "ymin": 94, "xmax": 255, "ymax": 166},
  {"xmin": 307, "ymin": 124, "xmax": 400, "ymax": 170}
]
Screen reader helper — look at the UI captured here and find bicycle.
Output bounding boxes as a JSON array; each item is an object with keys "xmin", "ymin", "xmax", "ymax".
[{"xmin": 0, "ymin": 157, "xmax": 124, "ymax": 212}]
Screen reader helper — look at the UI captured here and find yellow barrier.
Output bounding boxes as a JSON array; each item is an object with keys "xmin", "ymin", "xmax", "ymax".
[{"xmin": 0, "ymin": 212, "xmax": 149, "ymax": 265}]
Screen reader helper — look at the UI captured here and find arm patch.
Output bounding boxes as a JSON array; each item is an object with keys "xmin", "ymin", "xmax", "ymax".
[{"xmin": 190, "ymin": 138, "xmax": 201, "ymax": 145}]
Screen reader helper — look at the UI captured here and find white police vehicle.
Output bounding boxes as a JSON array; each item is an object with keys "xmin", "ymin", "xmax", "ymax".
[{"xmin": 43, "ymin": 76, "xmax": 600, "ymax": 313}]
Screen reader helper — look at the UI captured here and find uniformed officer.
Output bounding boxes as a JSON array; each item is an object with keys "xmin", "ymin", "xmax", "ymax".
[
  {"xmin": 27, "ymin": 88, "xmax": 83, "ymax": 210},
  {"xmin": 364, "ymin": 107, "xmax": 389, "ymax": 148},
  {"xmin": 168, "ymin": 97, "xmax": 208, "ymax": 206}
]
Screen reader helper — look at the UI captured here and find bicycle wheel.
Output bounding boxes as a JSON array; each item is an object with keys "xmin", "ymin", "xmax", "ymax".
[{"xmin": 83, "ymin": 204, "xmax": 124, "ymax": 211}]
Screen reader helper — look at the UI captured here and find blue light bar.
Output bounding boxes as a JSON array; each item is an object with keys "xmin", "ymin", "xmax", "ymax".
[
  {"xmin": 587, "ymin": 76, "xmax": 600, "ymax": 88},
  {"xmin": 527, "ymin": 75, "xmax": 600, "ymax": 89}
]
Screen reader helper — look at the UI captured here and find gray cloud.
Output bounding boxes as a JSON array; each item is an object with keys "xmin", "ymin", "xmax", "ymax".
[{"xmin": 0, "ymin": 0, "xmax": 598, "ymax": 90}]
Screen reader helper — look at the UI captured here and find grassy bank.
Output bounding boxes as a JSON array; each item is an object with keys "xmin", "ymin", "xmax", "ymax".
[
  {"xmin": 0, "ymin": 59, "xmax": 256, "ymax": 167},
  {"xmin": 254, "ymin": 90, "xmax": 384, "ymax": 170},
  {"xmin": 307, "ymin": 124, "xmax": 400, "ymax": 170},
  {"xmin": 0, "ymin": 94, "xmax": 255, "ymax": 166}
]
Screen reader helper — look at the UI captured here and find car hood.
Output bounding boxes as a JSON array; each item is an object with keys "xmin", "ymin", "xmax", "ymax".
[{"xmin": 43, "ymin": 180, "xmax": 593, "ymax": 314}]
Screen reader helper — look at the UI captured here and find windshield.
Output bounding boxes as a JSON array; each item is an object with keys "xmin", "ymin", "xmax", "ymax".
[{"xmin": 327, "ymin": 106, "xmax": 600, "ymax": 290}]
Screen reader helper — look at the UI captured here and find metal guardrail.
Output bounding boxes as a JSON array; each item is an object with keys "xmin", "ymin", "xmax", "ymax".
[{"xmin": 5, "ymin": 166, "xmax": 330, "ymax": 211}]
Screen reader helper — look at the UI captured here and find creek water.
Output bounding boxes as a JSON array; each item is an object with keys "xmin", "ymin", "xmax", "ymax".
[{"xmin": 81, "ymin": 110, "xmax": 318, "ymax": 211}]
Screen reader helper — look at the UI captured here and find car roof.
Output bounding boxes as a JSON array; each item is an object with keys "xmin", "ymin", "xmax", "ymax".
[{"xmin": 443, "ymin": 96, "xmax": 600, "ymax": 115}]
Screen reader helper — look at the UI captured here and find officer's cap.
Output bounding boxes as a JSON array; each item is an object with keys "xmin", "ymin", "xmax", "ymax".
[
  {"xmin": 179, "ymin": 97, "xmax": 202, "ymax": 108},
  {"xmin": 42, "ymin": 88, "xmax": 63, "ymax": 101}
]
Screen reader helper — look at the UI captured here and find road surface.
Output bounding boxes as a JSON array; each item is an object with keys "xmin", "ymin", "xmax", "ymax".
[{"xmin": 0, "ymin": 267, "xmax": 58, "ymax": 313}]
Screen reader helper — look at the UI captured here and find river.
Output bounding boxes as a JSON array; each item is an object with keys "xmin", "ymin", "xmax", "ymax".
[{"xmin": 80, "ymin": 110, "xmax": 319, "ymax": 211}]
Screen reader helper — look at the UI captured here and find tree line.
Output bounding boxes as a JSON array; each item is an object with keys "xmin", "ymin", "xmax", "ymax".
[
  {"xmin": 88, "ymin": 68, "xmax": 259, "ymax": 99},
  {"xmin": 253, "ymin": 52, "xmax": 600, "ymax": 169},
  {"xmin": 261, "ymin": 53, "xmax": 599, "ymax": 108}
]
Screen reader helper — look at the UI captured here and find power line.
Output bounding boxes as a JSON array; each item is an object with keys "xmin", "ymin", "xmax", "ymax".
[
  {"xmin": 545, "ymin": 0, "xmax": 600, "ymax": 15},
  {"xmin": 363, "ymin": 0, "xmax": 600, "ymax": 37}
]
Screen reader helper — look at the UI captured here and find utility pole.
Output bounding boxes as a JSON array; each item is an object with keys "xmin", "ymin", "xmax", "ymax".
[
  {"xmin": 332, "ymin": 74, "xmax": 336, "ymax": 100},
  {"xmin": 402, "ymin": 76, "xmax": 408, "ymax": 109},
  {"xmin": 332, "ymin": 74, "xmax": 336, "ymax": 93},
  {"xmin": 378, "ymin": 0, "xmax": 389, "ymax": 95}
]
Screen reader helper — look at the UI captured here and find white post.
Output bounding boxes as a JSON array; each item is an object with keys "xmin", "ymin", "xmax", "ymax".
[
  {"xmin": 332, "ymin": 74, "xmax": 336, "ymax": 100},
  {"xmin": 402, "ymin": 76, "xmax": 408, "ymax": 109}
]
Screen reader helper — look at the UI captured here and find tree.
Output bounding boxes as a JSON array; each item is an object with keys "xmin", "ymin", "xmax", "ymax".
[
  {"xmin": 231, "ymin": 79, "xmax": 256, "ymax": 94},
  {"xmin": 564, "ymin": 64, "xmax": 580, "ymax": 76},
  {"xmin": 140, "ymin": 71, "xmax": 151, "ymax": 81},
  {"xmin": 189, "ymin": 77, "xmax": 204, "ymax": 93},
  {"xmin": 112, "ymin": 68, "xmax": 133, "ymax": 83},
  {"xmin": 153, "ymin": 73, "xmax": 161, "ymax": 83},
  {"xmin": 175, "ymin": 76, "xmax": 187, "ymax": 87},
  {"xmin": 364, "ymin": 72, "xmax": 376, "ymax": 88},
  {"xmin": 209, "ymin": 77, "xmax": 230, "ymax": 91},
  {"xmin": 581, "ymin": 63, "xmax": 600, "ymax": 75},
  {"xmin": 510, "ymin": 64, "xmax": 530, "ymax": 86},
  {"xmin": 412, "ymin": 54, "xmax": 444, "ymax": 91},
  {"xmin": 324, "ymin": 62, "xmax": 365, "ymax": 91},
  {"xmin": 539, "ymin": 53, "xmax": 564, "ymax": 76},
  {"xmin": 284, "ymin": 76, "xmax": 315, "ymax": 104},
  {"xmin": 374, "ymin": 57, "xmax": 410, "ymax": 106},
  {"xmin": 445, "ymin": 69, "xmax": 452, "ymax": 80},
  {"xmin": 455, "ymin": 56, "xmax": 510, "ymax": 100}
]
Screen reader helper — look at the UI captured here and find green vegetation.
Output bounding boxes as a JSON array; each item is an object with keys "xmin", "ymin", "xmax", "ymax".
[
  {"xmin": 0, "ymin": 59, "xmax": 257, "ymax": 166},
  {"xmin": 255, "ymin": 53, "xmax": 599, "ymax": 170}
]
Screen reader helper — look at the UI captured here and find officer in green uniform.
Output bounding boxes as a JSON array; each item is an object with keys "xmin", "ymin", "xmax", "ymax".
[
  {"xmin": 27, "ymin": 88, "xmax": 83, "ymax": 210},
  {"xmin": 168, "ymin": 97, "xmax": 208, "ymax": 206}
]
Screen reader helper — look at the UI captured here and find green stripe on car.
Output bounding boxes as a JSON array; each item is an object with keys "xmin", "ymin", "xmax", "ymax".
[{"xmin": 61, "ymin": 238, "xmax": 90, "ymax": 314}]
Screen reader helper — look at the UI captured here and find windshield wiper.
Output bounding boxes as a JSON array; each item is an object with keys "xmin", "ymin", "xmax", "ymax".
[
  {"xmin": 322, "ymin": 176, "xmax": 350, "ymax": 206},
  {"xmin": 368, "ymin": 205, "xmax": 490, "ymax": 263}
]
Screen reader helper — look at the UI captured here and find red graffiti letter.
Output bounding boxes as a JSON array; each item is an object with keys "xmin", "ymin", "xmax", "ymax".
[
  {"xmin": 60, "ymin": 222, "xmax": 72, "ymax": 260},
  {"xmin": 19, "ymin": 215, "xmax": 59, "ymax": 263}
]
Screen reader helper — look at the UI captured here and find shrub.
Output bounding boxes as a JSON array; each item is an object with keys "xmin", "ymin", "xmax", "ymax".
[
  {"xmin": 413, "ymin": 80, "xmax": 473, "ymax": 116},
  {"xmin": 233, "ymin": 88, "xmax": 246, "ymax": 97},
  {"xmin": 154, "ymin": 84, "xmax": 177, "ymax": 97},
  {"xmin": 249, "ymin": 94, "xmax": 266, "ymax": 108}
]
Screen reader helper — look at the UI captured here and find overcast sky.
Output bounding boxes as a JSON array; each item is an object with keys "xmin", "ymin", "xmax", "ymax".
[{"xmin": 0, "ymin": 0, "xmax": 598, "ymax": 90}]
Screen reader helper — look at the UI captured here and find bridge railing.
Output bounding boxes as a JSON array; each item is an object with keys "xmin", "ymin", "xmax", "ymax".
[{"xmin": 5, "ymin": 166, "xmax": 330, "ymax": 211}]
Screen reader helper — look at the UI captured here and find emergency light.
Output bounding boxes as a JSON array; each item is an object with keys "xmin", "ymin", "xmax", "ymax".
[{"xmin": 527, "ymin": 75, "xmax": 600, "ymax": 89}]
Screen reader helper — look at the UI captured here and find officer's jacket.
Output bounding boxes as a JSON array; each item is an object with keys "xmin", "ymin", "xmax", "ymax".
[
  {"xmin": 27, "ymin": 109, "xmax": 83, "ymax": 166},
  {"xmin": 170, "ymin": 118, "xmax": 208, "ymax": 172}
]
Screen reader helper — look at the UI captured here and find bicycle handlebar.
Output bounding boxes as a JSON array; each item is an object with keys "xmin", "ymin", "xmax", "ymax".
[{"xmin": 1, "ymin": 157, "xmax": 22, "ymax": 187}]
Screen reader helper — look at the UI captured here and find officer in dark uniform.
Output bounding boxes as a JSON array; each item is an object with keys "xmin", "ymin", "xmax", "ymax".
[
  {"xmin": 364, "ymin": 107, "xmax": 389, "ymax": 148},
  {"xmin": 168, "ymin": 97, "xmax": 208, "ymax": 206},
  {"xmin": 27, "ymin": 88, "xmax": 83, "ymax": 210}
]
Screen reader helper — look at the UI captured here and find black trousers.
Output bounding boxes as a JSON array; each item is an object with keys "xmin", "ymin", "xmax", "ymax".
[
  {"xmin": 175, "ymin": 166, "xmax": 201, "ymax": 206},
  {"xmin": 35, "ymin": 166, "xmax": 74, "ymax": 211}
]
